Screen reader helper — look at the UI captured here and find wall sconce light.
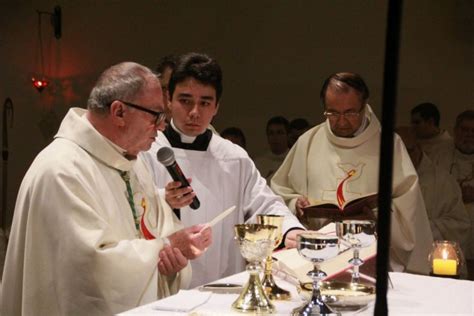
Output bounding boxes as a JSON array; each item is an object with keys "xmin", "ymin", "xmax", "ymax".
[
  {"xmin": 32, "ymin": 5, "xmax": 61, "ymax": 93},
  {"xmin": 32, "ymin": 77, "xmax": 49, "ymax": 92}
]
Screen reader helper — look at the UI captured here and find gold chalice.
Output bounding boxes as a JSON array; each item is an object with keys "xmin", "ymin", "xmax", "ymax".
[
  {"xmin": 335, "ymin": 220, "xmax": 376, "ymax": 284},
  {"xmin": 232, "ymin": 224, "xmax": 277, "ymax": 313},
  {"xmin": 292, "ymin": 232, "xmax": 340, "ymax": 316},
  {"xmin": 257, "ymin": 214, "xmax": 292, "ymax": 300}
]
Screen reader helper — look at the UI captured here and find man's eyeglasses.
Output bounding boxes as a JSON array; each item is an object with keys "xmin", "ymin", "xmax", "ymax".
[
  {"xmin": 323, "ymin": 107, "xmax": 364, "ymax": 120},
  {"xmin": 117, "ymin": 100, "xmax": 166, "ymax": 125}
]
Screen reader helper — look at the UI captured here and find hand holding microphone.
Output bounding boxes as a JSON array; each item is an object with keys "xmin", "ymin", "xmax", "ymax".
[
  {"xmin": 157, "ymin": 147, "xmax": 200, "ymax": 210},
  {"xmin": 165, "ymin": 180, "xmax": 197, "ymax": 209}
]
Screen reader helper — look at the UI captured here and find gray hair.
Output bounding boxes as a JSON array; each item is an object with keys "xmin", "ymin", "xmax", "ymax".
[{"xmin": 87, "ymin": 62, "xmax": 157, "ymax": 114}]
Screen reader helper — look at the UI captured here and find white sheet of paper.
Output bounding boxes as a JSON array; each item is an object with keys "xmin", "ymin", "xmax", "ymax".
[{"xmin": 208, "ymin": 205, "xmax": 236, "ymax": 227}]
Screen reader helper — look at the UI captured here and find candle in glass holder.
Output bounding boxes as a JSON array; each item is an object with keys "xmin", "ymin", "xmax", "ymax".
[
  {"xmin": 432, "ymin": 258, "xmax": 457, "ymax": 275},
  {"xmin": 430, "ymin": 241, "xmax": 459, "ymax": 277}
]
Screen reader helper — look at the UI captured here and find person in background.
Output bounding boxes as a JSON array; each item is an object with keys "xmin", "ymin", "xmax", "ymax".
[
  {"xmin": 1, "ymin": 62, "xmax": 211, "ymax": 315},
  {"xmin": 397, "ymin": 126, "xmax": 469, "ymax": 262},
  {"xmin": 271, "ymin": 72, "xmax": 433, "ymax": 275},
  {"xmin": 156, "ymin": 54, "xmax": 178, "ymax": 123},
  {"xmin": 288, "ymin": 117, "xmax": 311, "ymax": 148},
  {"xmin": 221, "ymin": 126, "xmax": 247, "ymax": 149},
  {"xmin": 254, "ymin": 116, "xmax": 290, "ymax": 182},
  {"xmin": 432, "ymin": 110, "xmax": 474, "ymax": 280},
  {"xmin": 410, "ymin": 102, "xmax": 452, "ymax": 159},
  {"xmin": 141, "ymin": 52, "xmax": 305, "ymax": 288},
  {"xmin": 157, "ymin": 54, "xmax": 219, "ymax": 135}
]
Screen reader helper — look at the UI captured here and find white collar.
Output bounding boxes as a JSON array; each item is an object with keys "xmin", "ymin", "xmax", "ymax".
[
  {"xmin": 55, "ymin": 108, "xmax": 134, "ymax": 171},
  {"xmin": 170, "ymin": 119, "xmax": 197, "ymax": 143},
  {"xmin": 82, "ymin": 114, "xmax": 129, "ymax": 157}
]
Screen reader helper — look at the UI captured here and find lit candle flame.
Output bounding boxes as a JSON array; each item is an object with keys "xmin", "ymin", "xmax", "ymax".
[{"xmin": 442, "ymin": 248, "xmax": 448, "ymax": 260}]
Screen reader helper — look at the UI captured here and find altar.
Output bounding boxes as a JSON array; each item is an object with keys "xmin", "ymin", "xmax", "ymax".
[{"xmin": 119, "ymin": 271, "xmax": 474, "ymax": 315}]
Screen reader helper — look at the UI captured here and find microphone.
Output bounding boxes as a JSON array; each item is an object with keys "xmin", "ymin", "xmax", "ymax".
[{"xmin": 157, "ymin": 147, "xmax": 200, "ymax": 210}]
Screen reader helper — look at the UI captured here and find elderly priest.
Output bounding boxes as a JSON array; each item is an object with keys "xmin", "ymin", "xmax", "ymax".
[
  {"xmin": 1, "ymin": 62, "xmax": 212, "ymax": 315},
  {"xmin": 271, "ymin": 72, "xmax": 433, "ymax": 274}
]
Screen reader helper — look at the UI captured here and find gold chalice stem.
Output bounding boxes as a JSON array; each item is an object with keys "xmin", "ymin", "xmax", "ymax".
[
  {"xmin": 261, "ymin": 255, "xmax": 292, "ymax": 300},
  {"xmin": 256, "ymin": 214, "xmax": 292, "ymax": 300},
  {"xmin": 232, "ymin": 262, "xmax": 275, "ymax": 313}
]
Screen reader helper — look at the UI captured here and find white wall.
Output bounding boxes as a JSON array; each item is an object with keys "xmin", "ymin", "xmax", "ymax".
[{"xmin": 0, "ymin": 0, "xmax": 472, "ymax": 226}]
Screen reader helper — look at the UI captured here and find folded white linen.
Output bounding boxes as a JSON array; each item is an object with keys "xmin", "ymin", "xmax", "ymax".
[{"xmin": 151, "ymin": 290, "xmax": 212, "ymax": 312}]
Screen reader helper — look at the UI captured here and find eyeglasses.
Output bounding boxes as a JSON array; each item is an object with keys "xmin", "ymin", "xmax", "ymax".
[
  {"xmin": 118, "ymin": 100, "xmax": 166, "ymax": 125},
  {"xmin": 323, "ymin": 107, "xmax": 364, "ymax": 120}
]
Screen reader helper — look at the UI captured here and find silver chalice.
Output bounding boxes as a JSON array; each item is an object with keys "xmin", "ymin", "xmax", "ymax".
[
  {"xmin": 292, "ymin": 232, "xmax": 340, "ymax": 316},
  {"xmin": 335, "ymin": 220, "xmax": 376, "ymax": 284}
]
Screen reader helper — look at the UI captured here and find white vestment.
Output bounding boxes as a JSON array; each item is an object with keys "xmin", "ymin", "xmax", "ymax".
[
  {"xmin": 254, "ymin": 150, "xmax": 289, "ymax": 183},
  {"xmin": 1, "ymin": 108, "xmax": 190, "ymax": 316},
  {"xmin": 417, "ymin": 153, "xmax": 469, "ymax": 248},
  {"xmin": 141, "ymin": 131, "xmax": 304, "ymax": 288},
  {"xmin": 418, "ymin": 129, "xmax": 452, "ymax": 160},
  {"xmin": 432, "ymin": 143, "xmax": 474, "ymax": 259},
  {"xmin": 271, "ymin": 106, "xmax": 433, "ymax": 274}
]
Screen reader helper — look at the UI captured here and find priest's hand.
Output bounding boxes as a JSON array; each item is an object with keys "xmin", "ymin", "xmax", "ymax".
[
  {"xmin": 295, "ymin": 197, "xmax": 310, "ymax": 218},
  {"xmin": 168, "ymin": 224, "xmax": 212, "ymax": 259},
  {"xmin": 283, "ymin": 229, "xmax": 305, "ymax": 248},
  {"xmin": 158, "ymin": 245, "xmax": 188, "ymax": 276},
  {"xmin": 165, "ymin": 179, "xmax": 197, "ymax": 209}
]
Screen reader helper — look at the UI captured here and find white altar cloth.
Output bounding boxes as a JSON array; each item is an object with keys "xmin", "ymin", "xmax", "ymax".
[{"xmin": 119, "ymin": 271, "xmax": 474, "ymax": 315}]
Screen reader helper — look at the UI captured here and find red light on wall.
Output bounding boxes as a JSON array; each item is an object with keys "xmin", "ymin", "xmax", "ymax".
[{"xmin": 32, "ymin": 77, "xmax": 49, "ymax": 92}]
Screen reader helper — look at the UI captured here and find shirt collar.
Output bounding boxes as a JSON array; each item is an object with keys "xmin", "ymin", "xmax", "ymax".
[{"xmin": 170, "ymin": 119, "xmax": 197, "ymax": 143}]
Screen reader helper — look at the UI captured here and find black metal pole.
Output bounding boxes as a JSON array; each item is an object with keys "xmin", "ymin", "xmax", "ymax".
[
  {"xmin": 2, "ymin": 97, "xmax": 13, "ymax": 233},
  {"xmin": 375, "ymin": 0, "xmax": 403, "ymax": 314}
]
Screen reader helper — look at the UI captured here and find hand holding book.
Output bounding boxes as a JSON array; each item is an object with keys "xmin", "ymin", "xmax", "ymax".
[{"xmin": 303, "ymin": 193, "xmax": 378, "ymax": 222}]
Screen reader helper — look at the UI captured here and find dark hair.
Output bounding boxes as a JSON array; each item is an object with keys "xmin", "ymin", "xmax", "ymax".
[
  {"xmin": 156, "ymin": 54, "xmax": 178, "ymax": 75},
  {"xmin": 266, "ymin": 116, "xmax": 290, "ymax": 133},
  {"xmin": 289, "ymin": 118, "xmax": 310, "ymax": 130},
  {"xmin": 455, "ymin": 110, "xmax": 474, "ymax": 127},
  {"xmin": 168, "ymin": 52, "xmax": 223, "ymax": 102},
  {"xmin": 411, "ymin": 102, "xmax": 441, "ymax": 127},
  {"xmin": 221, "ymin": 127, "xmax": 246, "ymax": 148},
  {"xmin": 320, "ymin": 72, "xmax": 369, "ymax": 107}
]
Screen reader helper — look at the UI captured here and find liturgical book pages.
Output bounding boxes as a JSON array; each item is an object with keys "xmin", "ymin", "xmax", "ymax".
[
  {"xmin": 273, "ymin": 223, "xmax": 377, "ymax": 284},
  {"xmin": 303, "ymin": 193, "xmax": 378, "ymax": 221},
  {"xmin": 273, "ymin": 243, "xmax": 377, "ymax": 284}
]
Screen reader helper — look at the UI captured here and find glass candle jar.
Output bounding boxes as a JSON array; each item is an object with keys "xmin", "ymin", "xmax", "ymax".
[{"xmin": 428, "ymin": 240, "xmax": 465, "ymax": 278}]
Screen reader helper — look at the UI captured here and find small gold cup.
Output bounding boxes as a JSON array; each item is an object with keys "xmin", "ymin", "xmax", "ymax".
[
  {"xmin": 257, "ymin": 214, "xmax": 292, "ymax": 300},
  {"xmin": 232, "ymin": 224, "xmax": 277, "ymax": 313}
]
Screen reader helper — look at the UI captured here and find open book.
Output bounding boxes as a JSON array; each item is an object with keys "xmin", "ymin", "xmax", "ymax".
[
  {"xmin": 273, "ymin": 243, "xmax": 377, "ymax": 284},
  {"xmin": 303, "ymin": 193, "xmax": 378, "ymax": 222}
]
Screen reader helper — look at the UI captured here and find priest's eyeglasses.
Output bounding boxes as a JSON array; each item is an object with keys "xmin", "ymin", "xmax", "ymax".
[
  {"xmin": 118, "ymin": 100, "xmax": 166, "ymax": 125},
  {"xmin": 324, "ymin": 108, "xmax": 364, "ymax": 120}
]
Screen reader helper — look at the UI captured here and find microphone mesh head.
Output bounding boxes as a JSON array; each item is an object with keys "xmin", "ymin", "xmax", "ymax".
[{"xmin": 157, "ymin": 147, "xmax": 175, "ymax": 167}]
